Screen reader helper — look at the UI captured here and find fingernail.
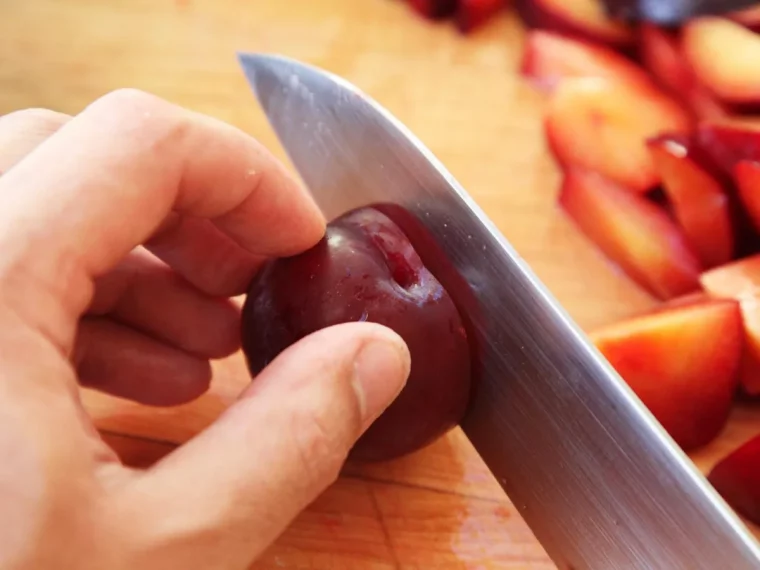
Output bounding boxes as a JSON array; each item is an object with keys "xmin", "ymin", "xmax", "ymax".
[{"xmin": 352, "ymin": 334, "xmax": 411, "ymax": 429}]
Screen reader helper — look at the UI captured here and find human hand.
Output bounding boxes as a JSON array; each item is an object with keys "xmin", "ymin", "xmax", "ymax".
[{"xmin": 0, "ymin": 90, "xmax": 410, "ymax": 570}]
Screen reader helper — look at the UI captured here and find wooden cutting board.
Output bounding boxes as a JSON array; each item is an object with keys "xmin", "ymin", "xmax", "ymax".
[{"xmin": 1, "ymin": 0, "xmax": 758, "ymax": 567}]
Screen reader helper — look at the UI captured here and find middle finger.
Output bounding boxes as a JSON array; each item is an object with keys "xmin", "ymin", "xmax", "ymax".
[
  {"xmin": 90, "ymin": 248, "xmax": 241, "ymax": 359},
  {"xmin": 146, "ymin": 214, "xmax": 265, "ymax": 298}
]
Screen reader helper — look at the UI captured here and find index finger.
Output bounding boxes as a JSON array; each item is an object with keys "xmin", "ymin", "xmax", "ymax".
[{"xmin": 0, "ymin": 88, "xmax": 325, "ymax": 283}]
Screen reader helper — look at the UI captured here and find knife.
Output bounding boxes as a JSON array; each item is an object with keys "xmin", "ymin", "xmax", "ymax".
[
  {"xmin": 236, "ymin": 53, "xmax": 760, "ymax": 569},
  {"xmin": 599, "ymin": 0, "xmax": 759, "ymax": 25}
]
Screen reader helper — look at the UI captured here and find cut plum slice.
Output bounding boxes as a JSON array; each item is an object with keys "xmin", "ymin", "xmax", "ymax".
[
  {"xmin": 591, "ymin": 298, "xmax": 743, "ymax": 450},
  {"xmin": 639, "ymin": 24, "xmax": 730, "ymax": 121},
  {"xmin": 515, "ymin": 0, "xmax": 636, "ymax": 50},
  {"xmin": 647, "ymin": 133, "xmax": 734, "ymax": 268},
  {"xmin": 736, "ymin": 160, "xmax": 760, "ymax": 232},
  {"xmin": 455, "ymin": 0, "xmax": 505, "ymax": 32},
  {"xmin": 520, "ymin": 30, "xmax": 653, "ymax": 91},
  {"xmin": 546, "ymin": 77, "xmax": 692, "ymax": 192},
  {"xmin": 729, "ymin": 4, "xmax": 760, "ymax": 31},
  {"xmin": 408, "ymin": 0, "xmax": 458, "ymax": 19},
  {"xmin": 683, "ymin": 17, "xmax": 760, "ymax": 106},
  {"xmin": 708, "ymin": 434, "xmax": 760, "ymax": 526},
  {"xmin": 559, "ymin": 168, "xmax": 702, "ymax": 299},
  {"xmin": 700, "ymin": 253, "xmax": 760, "ymax": 396},
  {"xmin": 696, "ymin": 118, "xmax": 760, "ymax": 176}
]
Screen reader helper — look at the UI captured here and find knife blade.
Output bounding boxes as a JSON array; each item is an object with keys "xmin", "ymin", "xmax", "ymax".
[{"xmin": 237, "ymin": 53, "xmax": 760, "ymax": 570}]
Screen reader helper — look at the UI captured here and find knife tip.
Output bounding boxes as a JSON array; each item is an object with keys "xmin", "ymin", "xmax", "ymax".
[
  {"xmin": 236, "ymin": 51, "xmax": 275, "ymax": 78},
  {"xmin": 236, "ymin": 51, "xmax": 280, "ymax": 103},
  {"xmin": 236, "ymin": 52, "xmax": 310, "ymax": 98}
]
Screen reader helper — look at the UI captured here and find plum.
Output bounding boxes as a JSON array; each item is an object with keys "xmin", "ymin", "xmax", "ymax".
[
  {"xmin": 455, "ymin": 0, "xmax": 506, "ymax": 32},
  {"xmin": 515, "ymin": 0, "xmax": 636, "ymax": 51},
  {"xmin": 700, "ymin": 253, "xmax": 760, "ymax": 397},
  {"xmin": 520, "ymin": 30, "xmax": 654, "ymax": 92},
  {"xmin": 590, "ymin": 297, "xmax": 743, "ymax": 450},
  {"xmin": 647, "ymin": 133, "xmax": 735, "ymax": 268},
  {"xmin": 638, "ymin": 24, "xmax": 730, "ymax": 121},
  {"xmin": 708, "ymin": 434, "xmax": 760, "ymax": 526},
  {"xmin": 545, "ymin": 77, "xmax": 691, "ymax": 193},
  {"xmin": 408, "ymin": 0, "xmax": 458, "ymax": 20},
  {"xmin": 558, "ymin": 167, "xmax": 702, "ymax": 300},
  {"xmin": 240, "ymin": 206, "xmax": 473, "ymax": 462},
  {"xmin": 682, "ymin": 17, "xmax": 760, "ymax": 108}
]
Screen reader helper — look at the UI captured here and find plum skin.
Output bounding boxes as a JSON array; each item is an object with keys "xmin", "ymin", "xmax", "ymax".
[{"xmin": 241, "ymin": 206, "xmax": 473, "ymax": 462}]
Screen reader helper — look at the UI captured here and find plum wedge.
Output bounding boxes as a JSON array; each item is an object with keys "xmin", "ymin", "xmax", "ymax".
[
  {"xmin": 700, "ymin": 254, "xmax": 760, "ymax": 396},
  {"xmin": 515, "ymin": 0, "xmax": 635, "ymax": 50},
  {"xmin": 736, "ymin": 160, "xmax": 760, "ymax": 232},
  {"xmin": 647, "ymin": 133, "xmax": 735, "ymax": 268},
  {"xmin": 520, "ymin": 30, "xmax": 654, "ymax": 92},
  {"xmin": 729, "ymin": 4, "xmax": 760, "ymax": 31},
  {"xmin": 683, "ymin": 17, "xmax": 760, "ymax": 107},
  {"xmin": 408, "ymin": 0, "xmax": 458, "ymax": 19},
  {"xmin": 546, "ymin": 77, "xmax": 692, "ymax": 193},
  {"xmin": 696, "ymin": 119, "xmax": 760, "ymax": 178},
  {"xmin": 639, "ymin": 24, "xmax": 729, "ymax": 121},
  {"xmin": 241, "ymin": 206, "xmax": 473, "ymax": 462},
  {"xmin": 559, "ymin": 168, "xmax": 701, "ymax": 300},
  {"xmin": 735, "ymin": 159, "xmax": 760, "ymax": 244},
  {"xmin": 708, "ymin": 434, "xmax": 760, "ymax": 526},
  {"xmin": 455, "ymin": 0, "xmax": 506, "ymax": 32},
  {"xmin": 590, "ymin": 298, "xmax": 743, "ymax": 450}
]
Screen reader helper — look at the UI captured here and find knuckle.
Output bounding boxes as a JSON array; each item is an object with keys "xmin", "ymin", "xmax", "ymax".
[
  {"xmin": 91, "ymin": 88, "xmax": 166, "ymax": 116},
  {"xmin": 0, "ymin": 108, "xmax": 69, "ymax": 131},
  {"xmin": 86, "ymin": 89, "xmax": 186, "ymax": 147}
]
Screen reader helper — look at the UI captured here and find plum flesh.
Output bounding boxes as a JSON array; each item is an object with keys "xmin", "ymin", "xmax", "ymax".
[{"xmin": 241, "ymin": 206, "xmax": 473, "ymax": 462}]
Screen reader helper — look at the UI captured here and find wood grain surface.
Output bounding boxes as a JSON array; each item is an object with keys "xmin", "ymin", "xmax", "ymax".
[{"xmin": 1, "ymin": 0, "xmax": 759, "ymax": 568}]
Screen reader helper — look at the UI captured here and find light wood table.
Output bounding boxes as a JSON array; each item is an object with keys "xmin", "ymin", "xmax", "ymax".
[{"xmin": 1, "ymin": 0, "xmax": 758, "ymax": 567}]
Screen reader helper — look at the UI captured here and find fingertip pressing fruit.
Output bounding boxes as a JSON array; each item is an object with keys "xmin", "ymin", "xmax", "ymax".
[
  {"xmin": 240, "ymin": 206, "xmax": 473, "ymax": 462},
  {"xmin": 708, "ymin": 434, "xmax": 760, "ymax": 526},
  {"xmin": 591, "ymin": 298, "xmax": 743, "ymax": 450},
  {"xmin": 546, "ymin": 77, "xmax": 692, "ymax": 193},
  {"xmin": 558, "ymin": 168, "xmax": 702, "ymax": 300}
]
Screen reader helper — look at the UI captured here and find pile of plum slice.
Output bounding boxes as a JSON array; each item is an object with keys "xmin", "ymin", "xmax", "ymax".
[{"xmin": 514, "ymin": 0, "xmax": 760, "ymax": 529}]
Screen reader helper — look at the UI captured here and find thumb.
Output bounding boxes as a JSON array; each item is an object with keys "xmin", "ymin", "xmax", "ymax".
[{"xmin": 109, "ymin": 322, "xmax": 410, "ymax": 569}]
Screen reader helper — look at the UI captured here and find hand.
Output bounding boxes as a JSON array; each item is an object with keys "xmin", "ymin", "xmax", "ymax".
[{"xmin": 0, "ymin": 90, "xmax": 410, "ymax": 570}]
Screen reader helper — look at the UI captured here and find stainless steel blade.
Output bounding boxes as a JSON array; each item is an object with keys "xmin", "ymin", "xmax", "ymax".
[{"xmin": 237, "ymin": 52, "xmax": 760, "ymax": 570}]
